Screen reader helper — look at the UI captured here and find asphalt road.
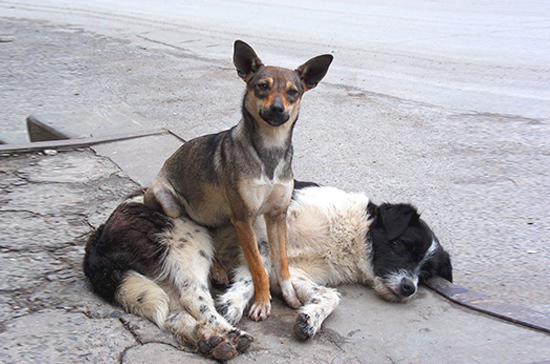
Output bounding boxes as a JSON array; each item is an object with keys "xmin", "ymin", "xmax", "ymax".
[{"xmin": 1, "ymin": 0, "xmax": 549, "ymax": 315}]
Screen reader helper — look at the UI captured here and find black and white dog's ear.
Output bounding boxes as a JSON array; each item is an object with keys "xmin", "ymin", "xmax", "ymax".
[
  {"xmin": 421, "ymin": 248, "xmax": 453, "ymax": 283},
  {"xmin": 378, "ymin": 204, "xmax": 420, "ymax": 241},
  {"xmin": 435, "ymin": 249, "xmax": 453, "ymax": 282}
]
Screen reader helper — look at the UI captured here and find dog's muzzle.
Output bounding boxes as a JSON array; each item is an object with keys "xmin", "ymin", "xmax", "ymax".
[{"xmin": 260, "ymin": 102, "xmax": 290, "ymax": 126}]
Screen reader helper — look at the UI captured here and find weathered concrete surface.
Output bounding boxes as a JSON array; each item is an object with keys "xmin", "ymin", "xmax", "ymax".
[
  {"xmin": 0, "ymin": 148, "xmax": 549, "ymax": 364},
  {"xmin": 3, "ymin": 0, "xmax": 550, "ymax": 120},
  {"xmin": 92, "ymin": 133, "xmax": 184, "ymax": 187},
  {"xmin": 0, "ymin": 17, "xmax": 548, "ymax": 316},
  {"xmin": 0, "ymin": 6, "xmax": 549, "ymax": 363}
]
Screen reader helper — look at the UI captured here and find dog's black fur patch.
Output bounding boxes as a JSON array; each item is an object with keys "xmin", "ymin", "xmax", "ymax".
[
  {"xmin": 293, "ymin": 180, "xmax": 320, "ymax": 197},
  {"xmin": 83, "ymin": 197, "xmax": 172, "ymax": 303}
]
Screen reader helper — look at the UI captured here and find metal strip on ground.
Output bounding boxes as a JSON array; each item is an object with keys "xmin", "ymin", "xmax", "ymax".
[
  {"xmin": 0, "ymin": 128, "xmax": 183, "ymax": 154},
  {"xmin": 426, "ymin": 277, "xmax": 550, "ymax": 334}
]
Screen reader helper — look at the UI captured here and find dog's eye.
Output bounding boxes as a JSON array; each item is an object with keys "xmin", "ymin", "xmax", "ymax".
[
  {"xmin": 287, "ymin": 89, "xmax": 298, "ymax": 97},
  {"xmin": 258, "ymin": 83, "xmax": 269, "ymax": 91},
  {"xmin": 407, "ymin": 241, "xmax": 421, "ymax": 253}
]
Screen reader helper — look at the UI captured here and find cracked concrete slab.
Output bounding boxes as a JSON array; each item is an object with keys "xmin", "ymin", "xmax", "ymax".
[
  {"xmin": 1, "ymin": 16, "xmax": 548, "ymax": 316},
  {"xmin": 0, "ymin": 150, "xmax": 142, "ymax": 363},
  {"xmin": 0, "ymin": 211, "xmax": 90, "ymax": 251},
  {"xmin": 0, "ymin": 310, "xmax": 138, "ymax": 364},
  {"xmin": 1, "ymin": 147, "xmax": 549, "ymax": 364},
  {"xmin": 122, "ymin": 343, "xmax": 201, "ymax": 364}
]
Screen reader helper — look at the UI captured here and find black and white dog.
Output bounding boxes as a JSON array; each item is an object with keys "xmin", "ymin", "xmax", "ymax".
[
  {"xmin": 214, "ymin": 181, "xmax": 452, "ymax": 340},
  {"xmin": 84, "ymin": 182, "xmax": 452, "ymax": 360}
]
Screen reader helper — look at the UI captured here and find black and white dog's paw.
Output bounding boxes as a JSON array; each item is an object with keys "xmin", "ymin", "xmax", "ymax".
[
  {"xmin": 196, "ymin": 327, "xmax": 254, "ymax": 361},
  {"xmin": 197, "ymin": 334, "xmax": 238, "ymax": 362},
  {"xmin": 293, "ymin": 312, "xmax": 317, "ymax": 341},
  {"xmin": 227, "ymin": 329, "xmax": 254, "ymax": 353},
  {"xmin": 216, "ymin": 298, "xmax": 246, "ymax": 325}
]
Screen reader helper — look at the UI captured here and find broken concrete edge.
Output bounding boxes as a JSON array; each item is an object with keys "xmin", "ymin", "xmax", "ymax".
[
  {"xmin": 0, "ymin": 128, "xmax": 186, "ymax": 154},
  {"xmin": 27, "ymin": 114, "xmax": 72, "ymax": 142},
  {"xmin": 426, "ymin": 277, "xmax": 550, "ymax": 334},
  {"xmin": 1, "ymin": 132, "xmax": 548, "ymax": 337}
]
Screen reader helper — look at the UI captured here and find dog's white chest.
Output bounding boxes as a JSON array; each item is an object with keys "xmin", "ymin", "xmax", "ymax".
[
  {"xmin": 241, "ymin": 165, "xmax": 292, "ymax": 216},
  {"xmin": 257, "ymin": 178, "xmax": 292, "ymax": 215}
]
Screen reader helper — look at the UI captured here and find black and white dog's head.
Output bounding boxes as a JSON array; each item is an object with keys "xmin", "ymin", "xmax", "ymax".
[{"xmin": 367, "ymin": 202, "xmax": 453, "ymax": 302}]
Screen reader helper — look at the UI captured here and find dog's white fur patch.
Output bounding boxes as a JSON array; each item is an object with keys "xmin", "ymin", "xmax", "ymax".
[
  {"xmin": 215, "ymin": 185, "xmax": 451, "ymax": 339},
  {"xmin": 158, "ymin": 219, "xmax": 214, "ymax": 285},
  {"xmin": 280, "ymin": 186, "xmax": 374, "ymax": 285},
  {"xmin": 117, "ymin": 271, "xmax": 169, "ymax": 328},
  {"xmin": 216, "ymin": 186, "xmax": 375, "ymax": 337}
]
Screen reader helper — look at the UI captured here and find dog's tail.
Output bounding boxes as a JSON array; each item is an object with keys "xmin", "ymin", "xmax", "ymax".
[
  {"xmin": 83, "ymin": 224, "xmax": 128, "ymax": 304},
  {"xmin": 83, "ymin": 192, "xmax": 172, "ymax": 304},
  {"xmin": 83, "ymin": 222, "xmax": 171, "ymax": 328}
]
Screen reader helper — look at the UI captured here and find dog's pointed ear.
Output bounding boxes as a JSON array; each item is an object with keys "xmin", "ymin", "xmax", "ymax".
[
  {"xmin": 420, "ymin": 247, "xmax": 453, "ymax": 283},
  {"xmin": 434, "ymin": 248, "xmax": 453, "ymax": 283},
  {"xmin": 233, "ymin": 40, "xmax": 264, "ymax": 82},
  {"xmin": 378, "ymin": 203, "xmax": 419, "ymax": 241},
  {"xmin": 295, "ymin": 54, "xmax": 333, "ymax": 91}
]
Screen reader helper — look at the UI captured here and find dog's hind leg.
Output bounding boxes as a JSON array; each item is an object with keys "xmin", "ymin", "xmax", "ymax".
[
  {"xmin": 116, "ymin": 271, "xmax": 214, "ymax": 354},
  {"xmin": 144, "ymin": 181, "xmax": 183, "ymax": 218},
  {"xmin": 117, "ymin": 271, "xmax": 170, "ymax": 328},
  {"xmin": 290, "ymin": 268, "xmax": 341, "ymax": 341},
  {"xmin": 115, "ymin": 270, "xmax": 221, "ymax": 352},
  {"xmin": 159, "ymin": 220, "xmax": 253, "ymax": 358}
]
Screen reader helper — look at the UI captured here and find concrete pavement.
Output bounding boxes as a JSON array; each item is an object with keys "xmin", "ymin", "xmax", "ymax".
[
  {"xmin": 1, "ymin": 16, "xmax": 548, "ymax": 315},
  {"xmin": 2, "ymin": 0, "xmax": 549, "ymax": 119},
  {"xmin": 0, "ymin": 136, "xmax": 549, "ymax": 363},
  {"xmin": 0, "ymin": 8, "xmax": 549, "ymax": 364}
]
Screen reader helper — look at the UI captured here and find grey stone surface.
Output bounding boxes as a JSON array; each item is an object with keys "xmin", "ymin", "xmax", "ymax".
[
  {"xmin": 0, "ymin": 10, "xmax": 549, "ymax": 364},
  {"xmin": 122, "ymin": 343, "xmax": 201, "ymax": 364},
  {"xmin": 0, "ymin": 17, "xmax": 547, "ymax": 315},
  {"xmin": 0, "ymin": 150, "xmax": 141, "ymax": 362},
  {"xmin": 322, "ymin": 286, "xmax": 550, "ymax": 364},
  {"xmin": 27, "ymin": 109, "xmax": 150, "ymax": 141},
  {"xmin": 92, "ymin": 133, "xmax": 184, "ymax": 187},
  {"xmin": 0, "ymin": 148, "xmax": 549, "ymax": 364},
  {"xmin": 0, "ymin": 310, "xmax": 138, "ymax": 364}
]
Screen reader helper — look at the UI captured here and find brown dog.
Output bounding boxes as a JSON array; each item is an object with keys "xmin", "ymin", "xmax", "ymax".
[{"xmin": 144, "ymin": 40, "xmax": 332, "ymax": 321}]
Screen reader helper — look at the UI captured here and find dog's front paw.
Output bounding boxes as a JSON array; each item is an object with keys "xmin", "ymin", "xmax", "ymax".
[
  {"xmin": 281, "ymin": 279, "xmax": 302, "ymax": 309},
  {"xmin": 293, "ymin": 312, "xmax": 316, "ymax": 341},
  {"xmin": 248, "ymin": 300, "xmax": 271, "ymax": 321},
  {"xmin": 227, "ymin": 329, "xmax": 254, "ymax": 353},
  {"xmin": 216, "ymin": 299, "xmax": 245, "ymax": 325},
  {"xmin": 197, "ymin": 335, "xmax": 238, "ymax": 361}
]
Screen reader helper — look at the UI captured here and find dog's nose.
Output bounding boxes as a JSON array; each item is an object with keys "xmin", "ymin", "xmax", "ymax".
[
  {"xmin": 399, "ymin": 278, "xmax": 416, "ymax": 297},
  {"xmin": 269, "ymin": 102, "xmax": 285, "ymax": 114}
]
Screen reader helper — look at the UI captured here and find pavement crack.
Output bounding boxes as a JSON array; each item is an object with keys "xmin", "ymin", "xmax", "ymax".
[
  {"xmin": 0, "ymin": 209, "xmax": 45, "ymax": 217},
  {"xmin": 0, "ymin": 245, "xmax": 36, "ymax": 254},
  {"xmin": 320, "ymin": 328, "xmax": 348, "ymax": 351},
  {"xmin": 119, "ymin": 343, "xmax": 142, "ymax": 364},
  {"xmin": 119, "ymin": 316, "xmax": 144, "ymax": 345}
]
